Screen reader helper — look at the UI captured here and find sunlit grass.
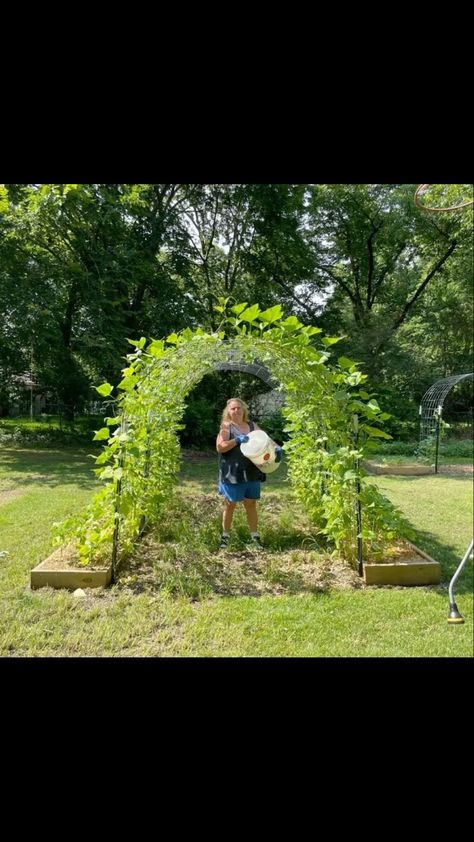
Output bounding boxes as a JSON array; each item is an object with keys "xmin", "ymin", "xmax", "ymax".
[{"xmin": 0, "ymin": 446, "xmax": 472, "ymax": 657}]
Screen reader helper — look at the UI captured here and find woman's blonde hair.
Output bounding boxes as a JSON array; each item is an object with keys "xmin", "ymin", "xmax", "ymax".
[{"xmin": 221, "ymin": 397, "xmax": 249, "ymax": 424}]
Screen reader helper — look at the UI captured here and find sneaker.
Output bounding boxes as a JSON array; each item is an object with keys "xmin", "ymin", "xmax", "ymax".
[
  {"xmin": 250, "ymin": 535, "xmax": 264, "ymax": 549},
  {"xmin": 219, "ymin": 534, "xmax": 230, "ymax": 550}
]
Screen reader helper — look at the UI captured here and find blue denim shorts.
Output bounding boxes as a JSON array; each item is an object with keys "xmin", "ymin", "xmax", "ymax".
[{"xmin": 218, "ymin": 481, "xmax": 261, "ymax": 502}]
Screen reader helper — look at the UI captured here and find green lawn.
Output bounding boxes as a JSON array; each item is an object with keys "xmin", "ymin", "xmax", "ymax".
[
  {"xmin": 368, "ymin": 474, "xmax": 473, "ymax": 580},
  {"xmin": 0, "ymin": 446, "xmax": 472, "ymax": 657}
]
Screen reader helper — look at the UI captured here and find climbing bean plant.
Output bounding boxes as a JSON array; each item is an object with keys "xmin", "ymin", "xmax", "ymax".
[{"xmin": 57, "ymin": 302, "xmax": 409, "ymax": 567}]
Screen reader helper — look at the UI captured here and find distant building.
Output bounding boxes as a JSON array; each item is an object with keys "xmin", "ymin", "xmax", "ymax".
[
  {"xmin": 250, "ymin": 389, "xmax": 285, "ymax": 419},
  {"xmin": 8, "ymin": 373, "xmax": 53, "ymax": 416}
]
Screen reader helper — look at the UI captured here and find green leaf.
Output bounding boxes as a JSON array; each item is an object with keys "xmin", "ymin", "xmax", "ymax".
[
  {"xmin": 338, "ymin": 356, "xmax": 356, "ymax": 370},
  {"xmin": 126, "ymin": 337, "xmax": 146, "ymax": 349},
  {"xmin": 239, "ymin": 304, "xmax": 261, "ymax": 323},
  {"xmin": 281, "ymin": 316, "xmax": 303, "ymax": 330},
  {"xmin": 93, "ymin": 428, "xmax": 111, "ymax": 441},
  {"xmin": 117, "ymin": 376, "xmax": 138, "ymax": 391},
  {"xmin": 322, "ymin": 336, "xmax": 343, "ymax": 347},
  {"xmin": 99, "ymin": 465, "xmax": 115, "ymax": 479},
  {"xmin": 230, "ymin": 302, "xmax": 248, "ymax": 316},
  {"xmin": 361, "ymin": 425, "xmax": 392, "ymax": 440},
  {"xmin": 259, "ymin": 305, "xmax": 283, "ymax": 323},
  {"xmin": 0, "ymin": 186, "xmax": 9, "ymax": 213},
  {"xmin": 95, "ymin": 383, "xmax": 113, "ymax": 397},
  {"xmin": 333, "ymin": 390, "xmax": 349, "ymax": 401}
]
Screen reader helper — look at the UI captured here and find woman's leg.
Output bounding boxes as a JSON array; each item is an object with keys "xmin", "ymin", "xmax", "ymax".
[
  {"xmin": 223, "ymin": 500, "xmax": 237, "ymax": 532},
  {"xmin": 243, "ymin": 498, "xmax": 258, "ymax": 533}
]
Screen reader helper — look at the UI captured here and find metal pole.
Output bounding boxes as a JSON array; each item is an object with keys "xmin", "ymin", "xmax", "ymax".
[
  {"xmin": 434, "ymin": 405, "xmax": 442, "ymax": 474},
  {"xmin": 138, "ymin": 420, "xmax": 152, "ymax": 537},
  {"xmin": 353, "ymin": 414, "xmax": 363, "ymax": 576},
  {"xmin": 111, "ymin": 413, "xmax": 126, "ymax": 583}
]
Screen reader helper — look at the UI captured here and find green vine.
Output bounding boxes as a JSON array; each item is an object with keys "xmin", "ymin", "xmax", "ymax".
[{"xmin": 56, "ymin": 301, "xmax": 410, "ymax": 567}]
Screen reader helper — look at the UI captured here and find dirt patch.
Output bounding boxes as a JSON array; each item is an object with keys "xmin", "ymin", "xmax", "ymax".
[
  {"xmin": 0, "ymin": 489, "xmax": 24, "ymax": 506},
  {"xmin": 118, "ymin": 531, "xmax": 366, "ymax": 598},
  {"xmin": 186, "ymin": 493, "xmax": 222, "ymax": 522},
  {"xmin": 367, "ymin": 540, "xmax": 430, "ymax": 564},
  {"xmin": 37, "ymin": 544, "xmax": 109, "ymax": 571},
  {"xmin": 438, "ymin": 464, "xmax": 473, "ymax": 474}
]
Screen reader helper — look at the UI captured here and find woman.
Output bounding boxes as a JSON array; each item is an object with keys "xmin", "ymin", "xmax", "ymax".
[{"xmin": 216, "ymin": 397, "xmax": 281, "ymax": 550}]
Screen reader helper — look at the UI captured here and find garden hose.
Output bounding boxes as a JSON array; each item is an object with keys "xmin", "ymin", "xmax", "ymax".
[{"xmin": 447, "ymin": 539, "xmax": 473, "ymax": 625}]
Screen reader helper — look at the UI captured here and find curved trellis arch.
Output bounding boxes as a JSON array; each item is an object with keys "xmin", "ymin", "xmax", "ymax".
[
  {"xmin": 213, "ymin": 357, "xmax": 278, "ymax": 388},
  {"xmin": 64, "ymin": 309, "xmax": 406, "ymax": 577},
  {"xmin": 212, "ymin": 348, "xmax": 282, "ymax": 415},
  {"xmin": 419, "ymin": 373, "xmax": 473, "ymax": 441}
]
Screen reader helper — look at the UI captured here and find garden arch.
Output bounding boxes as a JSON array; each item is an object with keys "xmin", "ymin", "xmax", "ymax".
[
  {"xmin": 213, "ymin": 354, "xmax": 277, "ymax": 388},
  {"xmin": 419, "ymin": 373, "xmax": 473, "ymax": 441},
  {"xmin": 77, "ymin": 309, "xmax": 403, "ymax": 578}
]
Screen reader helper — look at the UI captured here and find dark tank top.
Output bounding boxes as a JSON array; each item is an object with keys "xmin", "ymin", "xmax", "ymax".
[{"xmin": 218, "ymin": 421, "xmax": 267, "ymax": 484}]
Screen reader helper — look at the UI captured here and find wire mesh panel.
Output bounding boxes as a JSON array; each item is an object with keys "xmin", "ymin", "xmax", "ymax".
[{"xmin": 420, "ymin": 373, "xmax": 473, "ymax": 441}]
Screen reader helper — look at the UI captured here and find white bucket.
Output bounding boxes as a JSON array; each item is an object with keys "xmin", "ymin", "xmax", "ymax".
[{"xmin": 240, "ymin": 429, "xmax": 281, "ymax": 474}]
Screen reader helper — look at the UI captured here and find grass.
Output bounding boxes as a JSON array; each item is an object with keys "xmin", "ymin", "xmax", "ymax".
[
  {"xmin": 367, "ymin": 454, "xmax": 471, "ymax": 466},
  {"xmin": 0, "ymin": 445, "xmax": 472, "ymax": 657},
  {"xmin": 368, "ymin": 474, "xmax": 473, "ymax": 580}
]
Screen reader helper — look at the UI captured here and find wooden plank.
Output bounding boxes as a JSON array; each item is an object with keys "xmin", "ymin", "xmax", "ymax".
[
  {"xmin": 364, "ymin": 560, "xmax": 441, "ymax": 586},
  {"xmin": 30, "ymin": 560, "xmax": 112, "ymax": 590}
]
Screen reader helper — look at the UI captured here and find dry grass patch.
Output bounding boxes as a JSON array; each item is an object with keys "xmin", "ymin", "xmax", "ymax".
[
  {"xmin": 35, "ymin": 543, "xmax": 110, "ymax": 570},
  {"xmin": 117, "ymin": 529, "xmax": 366, "ymax": 600},
  {"xmin": 0, "ymin": 489, "xmax": 24, "ymax": 506}
]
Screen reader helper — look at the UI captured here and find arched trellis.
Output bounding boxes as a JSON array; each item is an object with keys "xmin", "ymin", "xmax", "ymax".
[
  {"xmin": 419, "ymin": 373, "xmax": 473, "ymax": 441},
  {"xmin": 213, "ymin": 356, "xmax": 278, "ymax": 388},
  {"xmin": 109, "ymin": 338, "xmax": 312, "ymax": 577},
  {"xmin": 78, "ymin": 318, "xmax": 405, "ymax": 581}
]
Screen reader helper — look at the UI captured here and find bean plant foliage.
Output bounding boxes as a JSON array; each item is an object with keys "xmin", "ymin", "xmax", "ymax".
[{"xmin": 56, "ymin": 301, "xmax": 409, "ymax": 567}]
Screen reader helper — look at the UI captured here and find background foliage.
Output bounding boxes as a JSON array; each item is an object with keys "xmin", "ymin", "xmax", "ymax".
[{"xmin": 1, "ymin": 184, "xmax": 472, "ymax": 432}]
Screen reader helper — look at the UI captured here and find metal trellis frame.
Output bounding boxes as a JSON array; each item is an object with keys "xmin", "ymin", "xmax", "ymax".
[
  {"xmin": 419, "ymin": 373, "xmax": 473, "ymax": 473},
  {"xmin": 213, "ymin": 351, "xmax": 278, "ymax": 389}
]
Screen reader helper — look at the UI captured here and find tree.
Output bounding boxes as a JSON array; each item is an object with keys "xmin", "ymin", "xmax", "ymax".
[{"xmin": 304, "ymin": 184, "xmax": 469, "ymax": 375}]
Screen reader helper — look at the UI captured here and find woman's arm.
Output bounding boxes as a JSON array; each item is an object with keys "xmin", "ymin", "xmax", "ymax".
[{"xmin": 216, "ymin": 422, "xmax": 239, "ymax": 453}]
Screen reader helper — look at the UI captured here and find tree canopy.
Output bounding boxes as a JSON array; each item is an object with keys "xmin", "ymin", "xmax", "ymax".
[{"xmin": 1, "ymin": 183, "xmax": 472, "ymax": 426}]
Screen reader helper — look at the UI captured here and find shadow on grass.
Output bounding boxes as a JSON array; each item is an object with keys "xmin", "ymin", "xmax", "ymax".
[
  {"xmin": 0, "ymin": 446, "xmax": 99, "ymax": 490},
  {"xmin": 408, "ymin": 530, "xmax": 473, "ymax": 595},
  {"xmin": 368, "ymin": 474, "xmax": 473, "ymax": 593}
]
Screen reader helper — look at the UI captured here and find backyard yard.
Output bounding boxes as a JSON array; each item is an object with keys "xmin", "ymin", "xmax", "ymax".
[{"xmin": 0, "ymin": 446, "xmax": 472, "ymax": 657}]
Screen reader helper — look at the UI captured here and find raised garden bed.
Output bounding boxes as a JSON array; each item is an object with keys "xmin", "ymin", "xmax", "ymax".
[
  {"xmin": 363, "ymin": 540, "xmax": 441, "ymax": 586},
  {"xmin": 362, "ymin": 460, "xmax": 433, "ymax": 476},
  {"xmin": 31, "ymin": 544, "xmax": 112, "ymax": 590}
]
